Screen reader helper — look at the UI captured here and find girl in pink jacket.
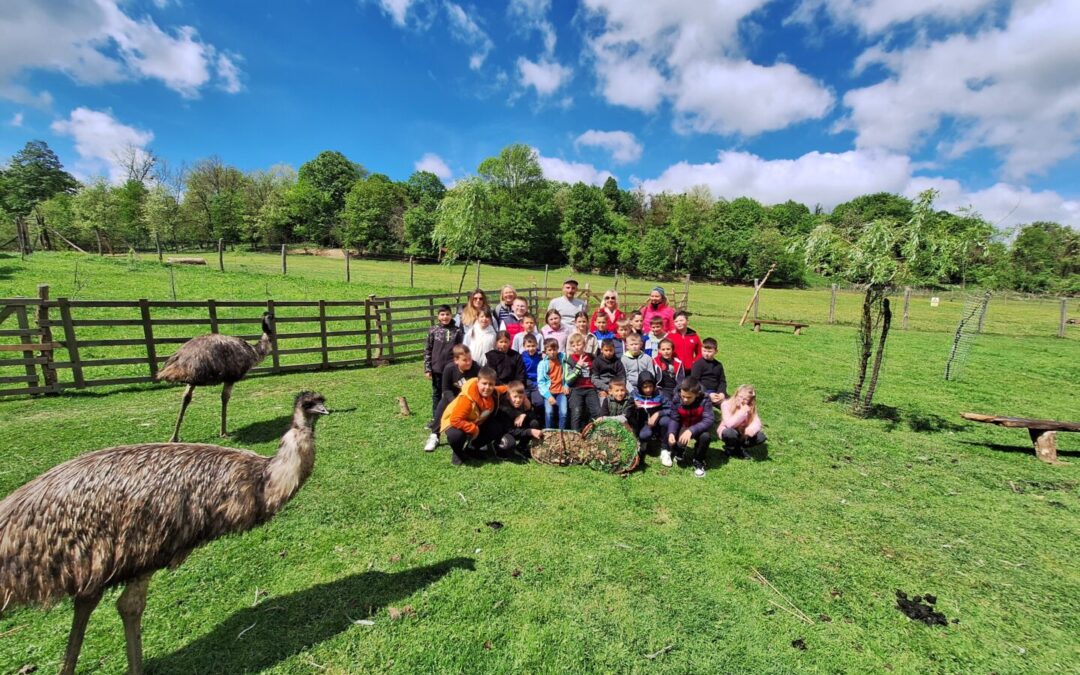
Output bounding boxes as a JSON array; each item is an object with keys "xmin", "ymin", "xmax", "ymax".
[{"xmin": 718, "ymin": 384, "xmax": 766, "ymax": 459}]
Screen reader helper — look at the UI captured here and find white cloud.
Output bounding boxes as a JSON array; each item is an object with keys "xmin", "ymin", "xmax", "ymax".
[
  {"xmin": 841, "ymin": 0, "xmax": 1080, "ymax": 178},
  {"xmin": 375, "ymin": 0, "xmax": 417, "ymax": 26},
  {"xmin": 517, "ymin": 57, "xmax": 571, "ymax": 96},
  {"xmin": 535, "ymin": 149, "xmax": 613, "ymax": 186},
  {"xmin": 216, "ymin": 53, "xmax": 243, "ymax": 93},
  {"xmin": 582, "ymin": 0, "xmax": 833, "ymax": 136},
  {"xmin": 444, "ymin": 2, "xmax": 493, "ymax": 70},
  {"xmin": 9, "ymin": 112, "xmax": 23, "ymax": 127},
  {"xmin": 0, "ymin": 0, "xmax": 243, "ymax": 102},
  {"xmin": 638, "ymin": 148, "xmax": 1078, "ymax": 228},
  {"xmin": 51, "ymin": 107, "xmax": 154, "ymax": 184},
  {"xmin": 415, "ymin": 152, "xmax": 453, "ymax": 181},
  {"xmin": 574, "ymin": 130, "xmax": 642, "ymax": 164},
  {"xmin": 509, "ymin": 0, "xmax": 556, "ymax": 55},
  {"xmin": 790, "ymin": 0, "xmax": 999, "ymax": 35}
]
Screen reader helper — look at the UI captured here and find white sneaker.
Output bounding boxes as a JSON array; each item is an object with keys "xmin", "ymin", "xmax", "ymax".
[
  {"xmin": 423, "ymin": 433, "xmax": 439, "ymax": 452},
  {"xmin": 660, "ymin": 449, "xmax": 673, "ymax": 467},
  {"xmin": 693, "ymin": 460, "xmax": 706, "ymax": 478}
]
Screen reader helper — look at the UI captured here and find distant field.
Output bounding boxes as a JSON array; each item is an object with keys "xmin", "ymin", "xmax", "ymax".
[{"xmin": 0, "ymin": 251, "xmax": 1077, "ymax": 674}]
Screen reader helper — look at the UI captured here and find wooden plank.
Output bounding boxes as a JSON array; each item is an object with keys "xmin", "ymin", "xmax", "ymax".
[
  {"xmin": 384, "ymin": 299, "xmax": 394, "ymax": 360},
  {"xmin": 0, "ymin": 375, "xmax": 37, "ymax": 384},
  {"xmin": 318, "ymin": 300, "xmax": 329, "ymax": 369},
  {"xmin": 272, "ymin": 329, "xmax": 368, "ymax": 340},
  {"xmin": 268, "ymin": 299, "xmax": 279, "ymax": 372},
  {"xmin": 57, "ymin": 297, "xmax": 84, "ymax": 388},
  {"xmin": 0, "ymin": 385, "xmax": 55, "ymax": 397},
  {"xmin": 69, "ymin": 376, "xmax": 151, "ymax": 388},
  {"xmin": 0, "ymin": 342, "xmax": 59, "ymax": 351},
  {"xmin": 36, "ymin": 284, "xmax": 58, "ymax": 393},
  {"xmin": 366, "ymin": 296, "xmax": 376, "ymax": 363},
  {"xmin": 63, "ymin": 300, "xmax": 141, "ymax": 308},
  {"xmin": 208, "ymin": 299, "xmax": 219, "ymax": 334},
  {"xmin": 14, "ymin": 306, "xmax": 39, "ymax": 390},
  {"xmin": 0, "ymin": 329, "xmax": 38, "ymax": 337},
  {"xmin": 960, "ymin": 412, "xmax": 1080, "ymax": 432},
  {"xmin": 53, "ymin": 356, "xmax": 150, "ymax": 368},
  {"xmin": 0, "ymin": 305, "xmax": 16, "ymax": 324},
  {"xmin": 139, "ymin": 299, "xmax": 157, "ymax": 378}
]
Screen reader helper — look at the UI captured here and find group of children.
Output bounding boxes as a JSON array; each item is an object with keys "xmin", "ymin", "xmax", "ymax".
[{"xmin": 422, "ymin": 281, "xmax": 766, "ymax": 476}]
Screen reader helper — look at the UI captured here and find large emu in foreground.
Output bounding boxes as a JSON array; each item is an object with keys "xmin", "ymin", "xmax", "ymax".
[
  {"xmin": 157, "ymin": 311, "xmax": 274, "ymax": 441},
  {"xmin": 0, "ymin": 391, "xmax": 329, "ymax": 675}
]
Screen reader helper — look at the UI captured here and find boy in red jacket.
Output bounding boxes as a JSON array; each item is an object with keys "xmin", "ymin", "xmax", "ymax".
[
  {"xmin": 667, "ymin": 310, "xmax": 702, "ymax": 368},
  {"xmin": 666, "ymin": 376, "xmax": 715, "ymax": 477}
]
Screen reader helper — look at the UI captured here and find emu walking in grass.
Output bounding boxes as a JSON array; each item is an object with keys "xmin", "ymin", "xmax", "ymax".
[
  {"xmin": 157, "ymin": 311, "xmax": 274, "ymax": 441},
  {"xmin": 0, "ymin": 391, "xmax": 329, "ymax": 675}
]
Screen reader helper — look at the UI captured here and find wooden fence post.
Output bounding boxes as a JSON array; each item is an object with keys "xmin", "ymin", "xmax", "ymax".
[
  {"xmin": 266, "ymin": 299, "xmax": 280, "ymax": 371},
  {"xmin": 364, "ymin": 295, "xmax": 375, "ymax": 365},
  {"xmin": 752, "ymin": 279, "xmax": 760, "ymax": 320},
  {"xmin": 57, "ymin": 297, "xmax": 84, "ymax": 389},
  {"xmin": 1060, "ymin": 298, "xmax": 1068, "ymax": 338},
  {"xmin": 977, "ymin": 294, "xmax": 990, "ymax": 333},
  {"xmin": 139, "ymin": 299, "xmax": 158, "ymax": 378},
  {"xmin": 14, "ymin": 306, "xmax": 39, "ymax": 391},
  {"xmin": 902, "ymin": 287, "xmax": 911, "ymax": 330},
  {"xmin": 475, "ymin": 260, "xmax": 481, "ymax": 289},
  {"xmin": 543, "ymin": 264, "xmax": 549, "ymax": 292},
  {"xmin": 410, "ymin": 256, "xmax": 415, "ymax": 288},
  {"xmin": 384, "ymin": 299, "xmax": 394, "ymax": 361},
  {"xmin": 584, "ymin": 282, "xmax": 591, "ymax": 310},
  {"xmin": 207, "ymin": 299, "xmax": 219, "ymax": 334},
  {"xmin": 318, "ymin": 299, "xmax": 329, "ymax": 369},
  {"xmin": 683, "ymin": 273, "xmax": 691, "ymax": 309},
  {"xmin": 367, "ymin": 294, "xmax": 379, "ymax": 361},
  {"xmin": 169, "ymin": 265, "xmax": 177, "ymax": 301},
  {"xmin": 218, "ymin": 238, "xmax": 224, "ymax": 271},
  {"xmin": 613, "ymin": 268, "xmax": 619, "ymax": 290},
  {"xmin": 829, "ymin": 284, "xmax": 837, "ymax": 324},
  {"xmin": 345, "ymin": 250, "xmax": 351, "ymax": 282},
  {"xmin": 36, "ymin": 284, "xmax": 58, "ymax": 393}
]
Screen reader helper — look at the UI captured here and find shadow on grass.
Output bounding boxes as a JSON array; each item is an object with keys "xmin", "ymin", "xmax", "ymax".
[
  {"xmin": 823, "ymin": 391, "xmax": 964, "ymax": 433},
  {"xmin": 231, "ymin": 414, "xmax": 293, "ymax": 443},
  {"xmin": 958, "ymin": 440, "xmax": 1080, "ymax": 459},
  {"xmin": 148, "ymin": 557, "xmax": 475, "ymax": 674}
]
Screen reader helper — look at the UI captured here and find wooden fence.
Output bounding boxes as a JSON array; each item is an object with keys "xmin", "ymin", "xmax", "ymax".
[{"xmin": 0, "ymin": 285, "xmax": 688, "ymax": 399}]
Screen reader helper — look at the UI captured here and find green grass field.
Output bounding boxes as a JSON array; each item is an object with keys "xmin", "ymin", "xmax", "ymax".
[{"xmin": 1, "ymin": 252, "xmax": 1078, "ymax": 674}]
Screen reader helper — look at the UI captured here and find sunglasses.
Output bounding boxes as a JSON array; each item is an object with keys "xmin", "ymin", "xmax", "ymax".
[{"xmin": 603, "ymin": 296, "xmax": 616, "ymax": 300}]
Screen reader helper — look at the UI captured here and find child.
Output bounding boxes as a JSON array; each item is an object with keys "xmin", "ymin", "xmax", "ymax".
[
  {"xmin": 690, "ymin": 337, "xmax": 727, "ymax": 406},
  {"xmin": 501, "ymin": 298, "xmax": 529, "ymax": 338},
  {"xmin": 653, "ymin": 338, "xmax": 685, "ymax": 400},
  {"xmin": 485, "ymin": 331, "xmax": 526, "ymax": 385},
  {"xmin": 597, "ymin": 378, "xmax": 633, "ymax": 422},
  {"xmin": 566, "ymin": 333, "xmax": 601, "ymax": 431},
  {"xmin": 613, "ymin": 319, "xmax": 631, "ymax": 358},
  {"xmin": 621, "ymin": 333, "xmax": 655, "ymax": 394},
  {"xmin": 592, "ymin": 338, "xmax": 626, "ymax": 398},
  {"xmin": 629, "ymin": 310, "xmax": 644, "ymax": 336},
  {"xmin": 572, "ymin": 311, "xmax": 599, "ymax": 355},
  {"xmin": 496, "ymin": 380, "xmax": 543, "ymax": 458},
  {"xmin": 592, "ymin": 313, "xmax": 615, "ymax": 344},
  {"xmin": 718, "ymin": 384, "xmax": 766, "ymax": 459},
  {"xmin": 644, "ymin": 316, "xmax": 667, "ymax": 356},
  {"xmin": 666, "ymin": 376, "xmax": 715, "ymax": 477},
  {"xmin": 464, "ymin": 312, "xmax": 497, "ymax": 366},
  {"xmin": 519, "ymin": 333, "xmax": 545, "ymax": 408},
  {"xmin": 511, "ymin": 313, "xmax": 543, "ymax": 352},
  {"xmin": 668, "ymin": 310, "xmax": 702, "ymax": 368},
  {"xmin": 631, "ymin": 371, "xmax": 670, "ymax": 461},
  {"xmin": 426, "ymin": 344, "xmax": 479, "ymax": 451},
  {"xmin": 537, "ymin": 337, "xmax": 569, "ymax": 429},
  {"xmin": 423, "ymin": 304, "xmax": 463, "ymax": 452},
  {"xmin": 440, "ymin": 367, "xmax": 509, "ymax": 465},
  {"xmin": 541, "ymin": 309, "xmax": 572, "ymax": 353}
]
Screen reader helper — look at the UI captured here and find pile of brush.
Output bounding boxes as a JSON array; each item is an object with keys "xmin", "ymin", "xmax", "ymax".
[{"xmin": 530, "ymin": 419, "xmax": 639, "ymax": 474}]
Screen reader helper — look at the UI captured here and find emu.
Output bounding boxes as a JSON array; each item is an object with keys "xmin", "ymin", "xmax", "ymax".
[
  {"xmin": 0, "ymin": 391, "xmax": 329, "ymax": 675},
  {"xmin": 157, "ymin": 311, "xmax": 273, "ymax": 442}
]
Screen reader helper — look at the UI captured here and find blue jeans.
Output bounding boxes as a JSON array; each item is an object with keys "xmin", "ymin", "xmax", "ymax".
[{"xmin": 544, "ymin": 393, "xmax": 568, "ymax": 429}]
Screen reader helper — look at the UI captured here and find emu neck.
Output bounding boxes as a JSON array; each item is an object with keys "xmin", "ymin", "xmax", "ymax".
[
  {"xmin": 255, "ymin": 330, "xmax": 272, "ymax": 360},
  {"xmin": 263, "ymin": 418, "xmax": 315, "ymax": 514}
]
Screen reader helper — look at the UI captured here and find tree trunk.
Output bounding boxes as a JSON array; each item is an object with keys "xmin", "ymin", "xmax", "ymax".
[
  {"xmin": 862, "ymin": 297, "xmax": 892, "ymax": 412},
  {"xmin": 95, "ymin": 229, "xmax": 103, "ymax": 256},
  {"xmin": 851, "ymin": 287, "xmax": 875, "ymax": 415}
]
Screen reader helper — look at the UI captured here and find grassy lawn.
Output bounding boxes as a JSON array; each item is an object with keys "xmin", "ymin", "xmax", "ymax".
[{"xmin": 1, "ymin": 252, "xmax": 1078, "ymax": 673}]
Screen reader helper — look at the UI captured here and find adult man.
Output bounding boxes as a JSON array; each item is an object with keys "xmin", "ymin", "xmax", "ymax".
[{"xmin": 548, "ymin": 279, "xmax": 586, "ymax": 325}]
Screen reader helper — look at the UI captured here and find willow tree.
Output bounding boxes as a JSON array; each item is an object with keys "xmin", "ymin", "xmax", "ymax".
[
  {"xmin": 433, "ymin": 177, "xmax": 496, "ymax": 291},
  {"xmin": 805, "ymin": 190, "xmax": 942, "ymax": 415}
]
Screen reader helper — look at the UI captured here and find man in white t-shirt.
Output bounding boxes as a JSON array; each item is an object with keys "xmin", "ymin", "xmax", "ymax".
[{"xmin": 548, "ymin": 279, "xmax": 586, "ymax": 325}]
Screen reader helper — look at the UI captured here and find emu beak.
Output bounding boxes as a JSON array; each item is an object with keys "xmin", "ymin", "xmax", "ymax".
[{"xmin": 312, "ymin": 403, "xmax": 330, "ymax": 415}]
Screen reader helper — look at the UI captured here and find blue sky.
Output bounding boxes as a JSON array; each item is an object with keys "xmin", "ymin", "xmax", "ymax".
[{"xmin": 1, "ymin": 0, "xmax": 1078, "ymax": 227}]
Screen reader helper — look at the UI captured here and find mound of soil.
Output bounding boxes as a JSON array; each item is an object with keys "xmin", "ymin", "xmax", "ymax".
[{"xmin": 895, "ymin": 590, "xmax": 948, "ymax": 626}]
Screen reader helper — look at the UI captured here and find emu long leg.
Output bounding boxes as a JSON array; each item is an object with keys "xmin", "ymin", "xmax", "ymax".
[
  {"xmin": 220, "ymin": 382, "xmax": 234, "ymax": 438},
  {"xmin": 61, "ymin": 592, "xmax": 102, "ymax": 675},
  {"xmin": 169, "ymin": 384, "xmax": 195, "ymax": 443},
  {"xmin": 116, "ymin": 575, "xmax": 152, "ymax": 675}
]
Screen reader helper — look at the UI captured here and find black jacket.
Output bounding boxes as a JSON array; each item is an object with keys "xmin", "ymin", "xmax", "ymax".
[
  {"xmin": 592, "ymin": 353, "xmax": 626, "ymax": 392},
  {"xmin": 690, "ymin": 358, "xmax": 727, "ymax": 396},
  {"xmin": 425, "ymin": 323, "xmax": 463, "ymax": 374},
  {"xmin": 485, "ymin": 349, "xmax": 526, "ymax": 385},
  {"xmin": 441, "ymin": 361, "xmax": 480, "ymax": 397},
  {"xmin": 497, "ymin": 391, "xmax": 539, "ymax": 439}
]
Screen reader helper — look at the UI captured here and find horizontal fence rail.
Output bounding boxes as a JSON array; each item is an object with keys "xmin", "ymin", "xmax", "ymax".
[{"xmin": 0, "ymin": 285, "xmax": 688, "ymax": 398}]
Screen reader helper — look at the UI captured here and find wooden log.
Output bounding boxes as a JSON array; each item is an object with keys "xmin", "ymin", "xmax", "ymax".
[
  {"xmin": 281, "ymin": 244, "xmax": 287, "ymax": 275},
  {"xmin": 752, "ymin": 279, "xmax": 760, "ymax": 320},
  {"xmin": 739, "ymin": 264, "xmax": 774, "ymax": 326},
  {"xmin": 1030, "ymin": 429, "xmax": 1058, "ymax": 464},
  {"xmin": 1060, "ymin": 298, "xmax": 1067, "ymax": 338},
  {"xmin": 829, "ymin": 284, "xmax": 837, "ymax": 324},
  {"xmin": 218, "ymin": 238, "xmax": 224, "ymax": 271},
  {"xmin": 36, "ymin": 284, "xmax": 58, "ymax": 393},
  {"xmin": 398, "ymin": 396, "xmax": 412, "ymax": 416},
  {"xmin": 167, "ymin": 257, "xmax": 206, "ymax": 265},
  {"xmin": 345, "ymin": 250, "xmax": 351, "ymax": 282}
]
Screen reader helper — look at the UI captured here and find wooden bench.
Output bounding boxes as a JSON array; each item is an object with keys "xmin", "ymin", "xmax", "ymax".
[
  {"xmin": 752, "ymin": 319, "xmax": 809, "ymax": 335},
  {"xmin": 961, "ymin": 413, "xmax": 1080, "ymax": 464}
]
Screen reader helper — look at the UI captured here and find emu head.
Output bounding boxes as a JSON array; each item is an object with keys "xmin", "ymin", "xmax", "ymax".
[
  {"xmin": 261, "ymin": 311, "xmax": 274, "ymax": 336},
  {"xmin": 294, "ymin": 391, "xmax": 329, "ymax": 426}
]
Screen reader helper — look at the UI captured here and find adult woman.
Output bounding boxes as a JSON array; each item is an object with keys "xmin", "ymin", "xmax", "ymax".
[
  {"xmin": 494, "ymin": 285, "xmax": 518, "ymax": 328},
  {"xmin": 590, "ymin": 289, "xmax": 625, "ymax": 332},
  {"xmin": 457, "ymin": 289, "xmax": 496, "ymax": 330},
  {"xmin": 639, "ymin": 286, "xmax": 675, "ymax": 333}
]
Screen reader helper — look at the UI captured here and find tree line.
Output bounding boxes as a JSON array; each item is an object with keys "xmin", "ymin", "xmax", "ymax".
[{"xmin": 1, "ymin": 140, "xmax": 1076, "ymax": 294}]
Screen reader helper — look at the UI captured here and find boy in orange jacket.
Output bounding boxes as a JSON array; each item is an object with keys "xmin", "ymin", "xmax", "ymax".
[{"xmin": 440, "ymin": 367, "xmax": 509, "ymax": 465}]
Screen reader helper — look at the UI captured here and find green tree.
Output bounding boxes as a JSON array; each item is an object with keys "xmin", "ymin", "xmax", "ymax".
[
  {"xmin": 73, "ymin": 178, "xmax": 118, "ymax": 254},
  {"xmin": 142, "ymin": 184, "xmax": 182, "ymax": 248},
  {"xmin": 181, "ymin": 157, "xmax": 249, "ymax": 243},
  {"xmin": 805, "ymin": 189, "xmax": 944, "ymax": 415},
  {"xmin": 433, "ymin": 177, "xmax": 495, "ymax": 265},
  {"xmin": 1010, "ymin": 221, "xmax": 1079, "ymax": 292},
  {"xmin": 0, "ymin": 140, "xmax": 78, "ymax": 253},
  {"xmin": 560, "ymin": 182, "xmax": 611, "ymax": 270},
  {"xmin": 402, "ymin": 170, "xmax": 446, "ymax": 257},
  {"xmin": 341, "ymin": 174, "xmax": 407, "ymax": 254},
  {"xmin": 478, "ymin": 144, "xmax": 542, "ymax": 194},
  {"xmin": 296, "ymin": 151, "xmax": 366, "ymax": 244}
]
